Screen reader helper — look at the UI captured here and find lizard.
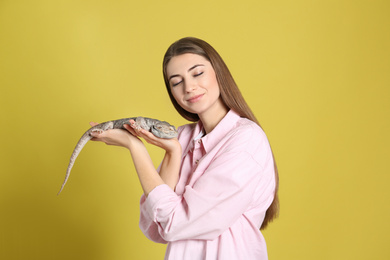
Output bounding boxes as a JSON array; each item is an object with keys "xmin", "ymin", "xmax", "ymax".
[{"xmin": 57, "ymin": 116, "xmax": 178, "ymax": 195}]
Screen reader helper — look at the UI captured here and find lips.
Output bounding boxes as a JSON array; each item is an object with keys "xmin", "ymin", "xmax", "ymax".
[{"xmin": 187, "ymin": 94, "xmax": 204, "ymax": 103}]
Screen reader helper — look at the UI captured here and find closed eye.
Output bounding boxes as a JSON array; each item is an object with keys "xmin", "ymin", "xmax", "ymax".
[
  {"xmin": 194, "ymin": 72, "xmax": 204, "ymax": 77},
  {"xmin": 172, "ymin": 80, "xmax": 182, "ymax": 87}
]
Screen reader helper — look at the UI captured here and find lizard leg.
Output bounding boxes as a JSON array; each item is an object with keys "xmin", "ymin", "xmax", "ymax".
[
  {"xmin": 135, "ymin": 117, "xmax": 148, "ymax": 131},
  {"xmin": 90, "ymin": 122, "xmax": 114, "ymax": 135},
  {"xmin": 91, "ymin": 129, "xmax": 105, "ymax": 134}
]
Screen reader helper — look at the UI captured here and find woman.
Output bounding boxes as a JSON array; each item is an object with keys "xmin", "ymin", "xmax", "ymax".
[{"xmin": 91, "ymin": 37, "xmax": 279, "ymax": 259}]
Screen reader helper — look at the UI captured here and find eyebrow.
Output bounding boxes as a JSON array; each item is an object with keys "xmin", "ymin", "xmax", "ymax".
[{"xmin": 168, "ymin": 64, "xmax": 205, "ymax": 80}]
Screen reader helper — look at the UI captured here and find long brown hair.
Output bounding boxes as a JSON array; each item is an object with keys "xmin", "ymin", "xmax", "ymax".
[{"xmin": 162, "ymin": 37, "xmax": 279, "ymax": 230}]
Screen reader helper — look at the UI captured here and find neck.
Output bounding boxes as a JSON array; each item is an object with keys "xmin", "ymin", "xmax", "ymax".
[{"xmin": 198, "ymin": 101, "xmax": 229, "ymax": 134}]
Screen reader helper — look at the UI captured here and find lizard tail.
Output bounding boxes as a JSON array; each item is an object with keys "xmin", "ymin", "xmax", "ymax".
[
  {"xmin": 57, "ymin": 133, "xmax": 93, "ymax": 195},
  {"xmin": 57, "ymin": 121, "xmax": 114, "ymax": 195}
]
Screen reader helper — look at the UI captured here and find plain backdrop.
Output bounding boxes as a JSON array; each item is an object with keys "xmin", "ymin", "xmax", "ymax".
[{"xmin": 0, "ymin": 0, "xmax": 389, "ymax": 259}]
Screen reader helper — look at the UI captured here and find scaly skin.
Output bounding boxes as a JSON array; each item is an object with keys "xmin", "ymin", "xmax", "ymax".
[{"xmin": 57, "ymin": 116, "xmax": 177, "ymax": 195}]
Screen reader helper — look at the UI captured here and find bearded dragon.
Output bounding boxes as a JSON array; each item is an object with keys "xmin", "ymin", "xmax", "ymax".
[{"xmin": 58, "ymin": 116, "xmax": 178, "ymax": 195}]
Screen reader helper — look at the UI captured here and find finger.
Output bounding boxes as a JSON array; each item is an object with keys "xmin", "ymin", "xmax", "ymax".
[
  {"xmin": 123, "ymin": 123, "xmax": 138, "ymax": 136},
  {"xmin": 90, "ymin": 132, "xmax": 100, "ymax": 138},
  {"xmin": 89, "ymin": 122, "xmax": 99, "ymax": 127},
  {"xmin": 128, "ymin": 120, "xmax": 145, "ymax": 135},
  {"xmin": 138, "ymin": 128, "xmax": 155, "ymax": 139},
  {"xmin": 136, "ymin": 129, "xmax": 161, "ymax": 146},
  {"xmin": 90, "ymin": 128, "xmax": 109, "ymax": 139},
  {"xmin": 90, "ymin": 133, "xmax": 102, "ymax": 141},
  {"xmin": 90, "ymin": 137, "xmax": 99, "ymax": 141}
]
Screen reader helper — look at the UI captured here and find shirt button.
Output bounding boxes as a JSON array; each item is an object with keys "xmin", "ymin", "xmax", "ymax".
[
  {"xmin": 195, "ymin": 159, "xmax": 199, "ymax": 165},
  {"xmin": 197, "ymin": 139, "xmax": 202, "ymax": 144}
]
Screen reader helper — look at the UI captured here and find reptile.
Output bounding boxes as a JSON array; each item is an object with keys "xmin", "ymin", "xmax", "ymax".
[{"xmin": 57, "ymin": 116, "xmax": 178, "ymax": 195}]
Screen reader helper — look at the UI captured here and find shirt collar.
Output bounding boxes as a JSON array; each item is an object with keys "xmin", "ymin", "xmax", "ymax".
[{"xmin": 192, "ymin": 110, "xmax": 241, "ymax": 153}]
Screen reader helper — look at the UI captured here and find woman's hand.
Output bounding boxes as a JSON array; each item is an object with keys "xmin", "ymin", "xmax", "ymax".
[
  {"xmin": 125, "ymin": 119, "xmax": 181, "ymax": 155},
  {"xmin": 89, "ymin": 121, "xmax": 142, "ymax": 149}
]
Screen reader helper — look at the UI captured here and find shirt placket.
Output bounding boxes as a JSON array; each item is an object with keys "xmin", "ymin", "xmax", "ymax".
[{"xmin": 192, "ymin": 138, "xmax": 204, "ymax": 170}]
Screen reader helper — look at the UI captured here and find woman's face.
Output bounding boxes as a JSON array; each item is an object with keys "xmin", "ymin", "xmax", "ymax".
[{"xmin": 166, "ymin": 53, "xmax": 225, "ymax": 118}]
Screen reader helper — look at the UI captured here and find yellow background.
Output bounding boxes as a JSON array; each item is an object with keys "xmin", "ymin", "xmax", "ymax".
[{"xmin": 1, "ymin": 0, "xmax": 389, "ymax": 259}]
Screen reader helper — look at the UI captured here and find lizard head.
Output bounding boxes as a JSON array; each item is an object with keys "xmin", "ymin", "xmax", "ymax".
[{"xmin": 152, "ymin": 122, "xmax": 178, "ymax": 139}]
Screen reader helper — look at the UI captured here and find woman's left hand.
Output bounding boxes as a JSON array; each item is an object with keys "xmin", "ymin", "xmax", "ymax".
[{"xmin": 124, "ymin": 119, "xmax": 181, "ymax": 155}]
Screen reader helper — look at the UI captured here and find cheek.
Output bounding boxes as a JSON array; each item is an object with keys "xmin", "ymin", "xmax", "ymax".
[
  {"xmin": 207, "ymin": 74, "xmax": 220, "ymax": 95},
  {"xmin": 170, "ymin": 88, "xmax": 183, "ymax": 103}
]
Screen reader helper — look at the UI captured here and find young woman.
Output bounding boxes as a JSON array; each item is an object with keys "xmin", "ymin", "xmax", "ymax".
[{"xmin": 91, "ymin": 37, "xmax": 279, "ymax": 259}]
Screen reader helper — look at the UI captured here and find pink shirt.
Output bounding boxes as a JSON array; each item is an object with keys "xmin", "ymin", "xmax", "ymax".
[{"xmin": 139, "ymin": 110, "xmax": 276, "ymax": 260}]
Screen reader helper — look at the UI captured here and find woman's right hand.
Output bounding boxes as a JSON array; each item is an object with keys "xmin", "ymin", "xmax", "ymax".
[{"xmin": 89, "ymin": 121, "xmax": 144, "ymax": 150}]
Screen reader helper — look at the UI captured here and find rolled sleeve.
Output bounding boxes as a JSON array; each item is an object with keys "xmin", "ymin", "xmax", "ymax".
[
  {"xmin": 143, "ymin": 184, "xmax": 181, "ymax": 222},
  {"xmin": 139, "ymin": 184, "xmax": 182, "ymax": 243}
]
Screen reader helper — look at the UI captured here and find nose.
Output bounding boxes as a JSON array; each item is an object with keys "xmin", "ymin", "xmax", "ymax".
[{"xmin": 184, "ymin": 78, "xmax": 197, "ymax": 93}]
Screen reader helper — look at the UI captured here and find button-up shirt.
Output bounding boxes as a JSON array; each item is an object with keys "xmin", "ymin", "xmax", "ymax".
[{"xmin": 139, "ymin": 110, "xmax": 276, "ymax": 260}]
